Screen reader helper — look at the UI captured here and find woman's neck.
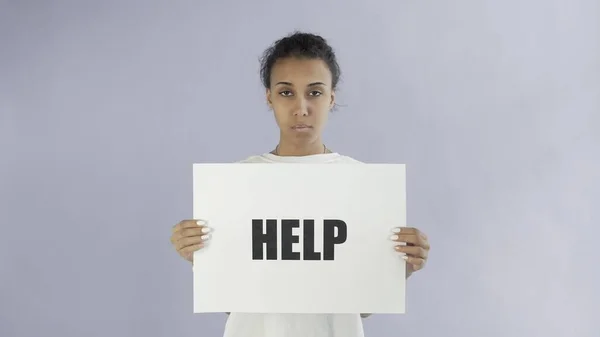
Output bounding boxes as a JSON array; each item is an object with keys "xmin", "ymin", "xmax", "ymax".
[{"xmin": 272, "ymin": 140, "xmax": 330, "ymax": 157}]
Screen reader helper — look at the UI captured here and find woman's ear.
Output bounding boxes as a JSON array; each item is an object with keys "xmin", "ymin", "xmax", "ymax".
[
  {"xmin": 266, "ymin": 89, "xmax": 273, "ymax": 109},
  {"xmin": 329, "ymin": 91, "xmax": 336, "ymax": 110}
]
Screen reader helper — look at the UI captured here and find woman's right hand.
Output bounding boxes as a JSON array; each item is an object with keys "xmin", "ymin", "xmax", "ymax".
[{"xmin": 170, "ymin": 220, "xmax": 212, "ymax": 263}]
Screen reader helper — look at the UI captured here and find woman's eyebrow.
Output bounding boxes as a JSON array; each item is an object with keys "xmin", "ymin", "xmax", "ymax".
[{"xmin": 274, "ymin": 81, "xmax": 327, "ymax": 87}]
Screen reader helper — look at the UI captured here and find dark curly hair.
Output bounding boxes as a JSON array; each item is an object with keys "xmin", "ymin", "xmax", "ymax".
[{"xmin": 259, "ymin": 31, "xmax": 341, "ymax": 90}]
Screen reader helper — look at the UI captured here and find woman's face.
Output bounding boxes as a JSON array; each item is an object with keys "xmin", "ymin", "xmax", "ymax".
[{"xmin": 267, "ymin": 57, "xmax": 335, "ymax": 145}]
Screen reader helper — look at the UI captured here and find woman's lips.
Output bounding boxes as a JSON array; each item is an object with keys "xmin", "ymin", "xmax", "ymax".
[{"xmin": 291, "ymin": 124, "xmax": 312, "ymax": 130}]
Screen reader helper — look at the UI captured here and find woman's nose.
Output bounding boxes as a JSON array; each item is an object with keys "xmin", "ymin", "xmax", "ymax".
[{"xmin": 292, "ymin": 98, "xmax": 309, "ymax": 116}]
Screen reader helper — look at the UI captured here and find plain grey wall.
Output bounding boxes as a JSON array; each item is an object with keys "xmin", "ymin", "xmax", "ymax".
[{"xmin": 1, "ymin": 1, "xmax": 598, "ymax": 336}]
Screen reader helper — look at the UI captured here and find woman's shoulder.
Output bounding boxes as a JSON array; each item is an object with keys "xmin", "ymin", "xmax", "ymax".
[
  {"xmin": 334, "ymin": 155, "xmax": 363, "ymax": 164},
  {"xmin": 236, "ymin": 153, "xmax": 363, "ymax": 164},
  {"xmin": 236, "ymin": 154, "xmax": 272, "ymax": 163}
]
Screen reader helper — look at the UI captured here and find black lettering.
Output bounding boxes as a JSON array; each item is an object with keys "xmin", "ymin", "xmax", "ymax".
[
  {"xmin": 323, "ymin": 219, "xmax": 347, "ymax": 260},
  {"xmin": 281, "ymin": 219, "xmax": 301, "ymax": 260},
  {"xmin": 302, "ymin": 219, "xmax": 321, "ymax": 260},
  {"xmin": 252, "ymin": 219, "xmax": 278, "ymax": 260}
]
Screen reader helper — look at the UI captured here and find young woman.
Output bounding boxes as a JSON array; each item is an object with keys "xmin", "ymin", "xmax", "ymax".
[{"xmin": 170, "ymin": 31, "xmax": 431, "ymax": 337}]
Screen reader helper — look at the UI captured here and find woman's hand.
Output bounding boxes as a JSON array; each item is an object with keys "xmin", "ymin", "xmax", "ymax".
[
  {"xmin": 170, "ymin": 220, "xmax": 213, "ymax": 263},
  {"xmin": 390, "ymin": 227, "xmax": 430, "ymax": 277},
  {"xmin": 361, "ymin": 227, "xmax": 430, "ymax": 319}
]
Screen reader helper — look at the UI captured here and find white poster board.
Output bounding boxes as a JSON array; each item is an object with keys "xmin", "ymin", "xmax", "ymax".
[{"xmin": 192, "ymin": 163, "xmax": 406, "ymax": 314}]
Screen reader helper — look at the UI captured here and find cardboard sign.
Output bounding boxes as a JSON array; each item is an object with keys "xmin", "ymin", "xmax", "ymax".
[{"xmin": 192, "ymin": 163, "xmax": 406, "ymax": 314}]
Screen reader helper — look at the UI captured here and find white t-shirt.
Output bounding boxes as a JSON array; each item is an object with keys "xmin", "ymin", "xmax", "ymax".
[{"xmin": 222, "ymin": 152, "xmax": 365, "ymax": 337}]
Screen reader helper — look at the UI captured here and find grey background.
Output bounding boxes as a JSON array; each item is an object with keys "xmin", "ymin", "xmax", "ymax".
[{"xmin": 1, "ymin": 1, "xmax": 598, "ymax": 337}]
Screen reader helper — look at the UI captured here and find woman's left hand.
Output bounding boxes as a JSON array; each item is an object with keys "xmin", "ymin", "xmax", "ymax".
[
  {"xmin": 390, "ymin": 227, "xmax": 430, "ymax": 277},
  {"xmin": 361, "ymin": 226, "xmax": 431, "ymax": 318}
]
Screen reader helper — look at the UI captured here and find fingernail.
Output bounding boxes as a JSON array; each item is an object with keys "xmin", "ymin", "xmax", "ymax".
[
  {"xmin": 389, "ymin": 235, "xmax": 398, "ymax": 241},
  {"xmin": 201, "ymin": 227, "xmax": 212, "ymax": 233},
  {"xmin": 201, "ymin": 234, "xmax": 211, "ymax": 241},
  {"xmin": 401, "ymin": 255, "xmax": 408, "ymax": 261},
  {"xmin": 196, "ymin": 220, "xmax": 206, "ymax": 226},
  {"xmin": 395, "ymin": 248, "xmax": 406, "ymax": 256},
  {"xmin": 391, "ymin": 227, "xmax": 401, "ymax": 233}
]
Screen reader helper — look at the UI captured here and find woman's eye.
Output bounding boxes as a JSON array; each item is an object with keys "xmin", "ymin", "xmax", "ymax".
[
  {"xmin": 309, "ymin": 91, "xmax": 322, "ymax": 96},
  {"xmin": 279, "ymin": 91, "xmax": 293, "ymax": 97}
]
